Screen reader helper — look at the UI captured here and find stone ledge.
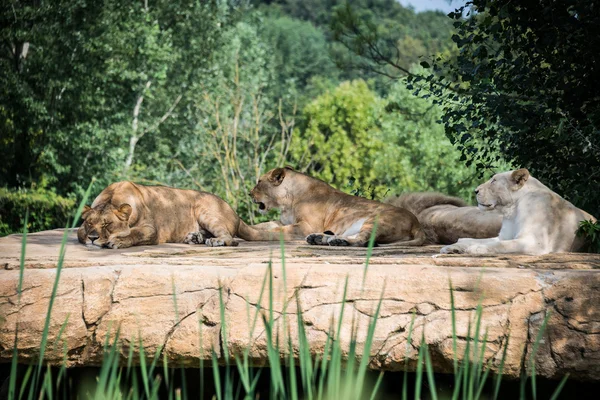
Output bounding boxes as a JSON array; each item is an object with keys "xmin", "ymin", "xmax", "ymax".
[{"xmin": 1, "ymin": 230, "xmax": 599, "ymax": 381}]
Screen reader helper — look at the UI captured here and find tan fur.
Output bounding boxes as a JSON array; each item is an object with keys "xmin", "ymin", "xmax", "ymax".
[
  {"xmin": 77, "ymin": 181, "xmax": 273, "ymax": 249},
  {"xmin": 385, "ymin": 192, "xmax": 502, "ymax": 244},
  {"xmin": 441, "ymin": 169, "xmax": 597, "ymax": 255},
  {"xmin": 249, "ymin": 167, "xmax": 426, "ymax": 247}
]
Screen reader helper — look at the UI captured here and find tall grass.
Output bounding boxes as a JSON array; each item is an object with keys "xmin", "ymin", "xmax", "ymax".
[{"xmin": 5, "ymin": 198, "xmax": 569, "ymax": 400}]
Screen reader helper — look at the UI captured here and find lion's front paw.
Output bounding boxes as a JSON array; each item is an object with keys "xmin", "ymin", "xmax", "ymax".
[
  {"xmin": 205, "ymin": 237, "xmax": 238, "ymax": 247},
  {"xmin": 105, "ymin": 237, "xmax": 132, "ymax": 249},
  {"xmin": 440, "ymin": 244, "xmax": 466, "ymax": 254},
  {"xmin": 184, "ymin": 231, "xmax": 205, "ymax": 245},
  {"xmin": 306, "ymin": 233, "xmax": 333, "ymax": 245},
  {"xmin": 328, "ymin": 238, "xmax": 350, "ymax": 246}
]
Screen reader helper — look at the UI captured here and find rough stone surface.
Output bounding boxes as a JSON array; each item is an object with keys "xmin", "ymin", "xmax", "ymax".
[{"xmin": 1, "ymin": 229, "xmax": 600, "ymax": 381}]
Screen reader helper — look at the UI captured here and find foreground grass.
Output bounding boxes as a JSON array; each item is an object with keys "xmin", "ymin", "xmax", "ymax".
[{"xmin": 4, "ymin": 195, "xmax": 570, "ymax": 399}]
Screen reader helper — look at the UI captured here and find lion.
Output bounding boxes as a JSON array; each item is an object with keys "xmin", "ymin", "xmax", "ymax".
[
  {"xmin": 78, "ymin": 181, "xmax": 272, "ymax": 248},
  {"xmin": 440, "ymin": 169, "xmax": 597, "ymax": 255},
  {"xmin": 385, "ymin": 192, "xmax": 502, "ymax": 244},
  {"xmin": 249, "ymin": 167, "xmax": 426, "ymax": 247}
]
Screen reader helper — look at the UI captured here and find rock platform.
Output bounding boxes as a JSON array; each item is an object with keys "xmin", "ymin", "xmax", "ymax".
[{"xmin": 1, "ymin": 229, "xmax": 599, "ymax": 380}]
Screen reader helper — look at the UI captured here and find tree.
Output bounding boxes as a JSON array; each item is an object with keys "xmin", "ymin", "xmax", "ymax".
[
  {"xmin": 173, "ymin": 20, "xmax": 295, "ymax": 223},
  {"xmin": 290, "ymin": 78, "xmax": 491, "ymax": 200},
  {"xmin": 376, "ymin": 76, "xmax": 505, "ymax": 201},
  {"xmin": 413, "ymin": 0, "xmax": 600, "ymax": 216},
  {"xmin": 259, "ymin": 14, "xmax": 339, "ymax": 110},
  {"xmin": 290, "ymin": 80, "xmax": 384, "ymax": 191},
  {"xmin": 329, "ymin": 2, "xmax": 455, "ymax": 83},
  {"xmin": 0, "ymin": 0, "xmax": 241, "ymax": 197}
]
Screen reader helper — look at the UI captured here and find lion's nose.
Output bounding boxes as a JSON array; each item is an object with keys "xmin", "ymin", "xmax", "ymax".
[
  {"xmin": 89, "ymin": 233, "xmax": 99, "ymax": 243},
  {"xmin": 474, "ymin": 189, "xmax": 480, "ymax": 195}
]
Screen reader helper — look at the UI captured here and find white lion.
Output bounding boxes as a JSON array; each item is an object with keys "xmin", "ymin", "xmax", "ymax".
[{"xmin": 440, "ymin": 169, "xmax": 596, "ymax": 255}]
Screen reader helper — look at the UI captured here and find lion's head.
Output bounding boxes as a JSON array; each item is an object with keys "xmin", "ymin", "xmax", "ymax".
[
  {"xmin": 250, "ymin": 167, "xmax": 293, "ymax": 214},
  {"xmin": 475, "ymin": 168, "xmax": 530, "ymax": 211},
  {"xmin": 78, "ymin": 203, "xmax": 132, "ymax": 246}
]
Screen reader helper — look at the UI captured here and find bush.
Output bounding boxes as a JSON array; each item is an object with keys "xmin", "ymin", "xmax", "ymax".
[
  {"xmin": 0, "ymin": 187, "xmax": 76, "ymax": 236},
  {"xmin": 577, "ymin": 220, "xmax": 600, "ymax": 254}
]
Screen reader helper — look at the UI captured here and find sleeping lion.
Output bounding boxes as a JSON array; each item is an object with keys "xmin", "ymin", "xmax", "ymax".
[
  {"xmin": 384, "ymin": 192, "xmax": 502, "ymax": 244},
  {"xmin": 78, "ymin": 181, "xmax": 271, "ymax": 248},
  {"xmin": 440, "ymin": 169, "xmax": 597, "ymax": 255},
  {"xmin": 249, "ymin": 167, "xmax": 426, "ymax": 247}
]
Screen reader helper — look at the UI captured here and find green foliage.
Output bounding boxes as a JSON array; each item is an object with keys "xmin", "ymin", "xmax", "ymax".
[
  {"xmin": 291, "ymin": 80, "xmax": 384, "ymax": 189},
  {"xmin": 0, "ymin": 187, "xmax": 76, "ymax": 236},
  {"xmin": 329, "ymin": 1, "xmax": 456, "ymax": 85},
  {"xmin": 259, "ymin": 14, "xmax": 339, "ymax": 109},
  {"xmin": 0, "ymin": 0, "xmax": 241, "ymax": 196},
  {"xmin": 576, "ymin": 220, "xmax": 600, "ymax": 254},
  {"xmin": 376, "ymin": 76, "xmax": 509, "ymax": 201},
  {"xmin": 412, "ymin": 0, "xmax": 600, "ymax": 216},
  {"xmin": 292, "ymin": 78, "xmax": 502, "ymax": 201},
  {"xmin": 2, "ymin": 0, "xmax": 552, "ymax": 229}
]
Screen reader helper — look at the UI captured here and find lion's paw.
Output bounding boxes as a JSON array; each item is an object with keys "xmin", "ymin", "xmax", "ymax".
[
  {"xmin": 205, "ymin": 238, "xmax": 225, "ymax": 247},
  {"xmin": 328, "ymin": 238, "xmax": 350, "ymax": 246},
  {"xmin": 440, "ymin": 244, "xmax": 466, "ymax": 254},
  {"xmin": 105, "ymin": 237, "xmax": 132, "ymax": 249},
  {"xmin": 205, "ymin": 237, "xmax": 237, "ymax": 247},
  {"xmin": 306, "ymin": 233, "xmax": 333, "ymax": 245},
  {"xmin": 184, "ymin": 231, "xmax": 205, "ymax": 245}
]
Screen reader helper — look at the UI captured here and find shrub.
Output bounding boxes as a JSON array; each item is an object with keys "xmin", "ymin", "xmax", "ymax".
[
  {"xmin": 577, "ymin": 220, "xmax": 600, "ymax": 254},
  {"xmin": 0, "ymin": 187, "xmax": 76, "ymax": 236}
]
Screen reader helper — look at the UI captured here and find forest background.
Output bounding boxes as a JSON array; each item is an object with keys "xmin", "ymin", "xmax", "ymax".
[{"xmin": 1, "ymin": 0, "xmax": 598, "ymax": 234}]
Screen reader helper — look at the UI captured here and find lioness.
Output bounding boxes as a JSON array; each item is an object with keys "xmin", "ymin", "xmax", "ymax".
[
  {"xmin": 78, "ymin": 181, "xmax": 269, "ymax": 248},
  {"xmin": 440, "ymin": 169, "xmax": 597, "ymax": 255},
  {"xmin": 385, "ymin": 192, "xmax": 502, "ymax": 244},
  {"xmin": 249, "ymin": 167, "xmax": 426, "ymax": 246}
]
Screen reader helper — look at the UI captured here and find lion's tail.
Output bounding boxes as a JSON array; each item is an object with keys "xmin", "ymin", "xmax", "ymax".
[
  {"xmin": 237, "ymin": 220, "xmax": 281, "ymax": 242},
  {"xmin": 397, "ymin": 225, "xmax": 428, "ymax": 246}
]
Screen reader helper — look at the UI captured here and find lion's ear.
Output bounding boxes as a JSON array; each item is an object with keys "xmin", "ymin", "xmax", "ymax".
[
  {"xmin": 511, "ymin": 168, "xmax": 530, "ymax": 187},
  {"xmin": 284, "ymin": 165, "xmax": 296, "ymax": 171},
  {"xmin": 268, "ymin": 168, "xmax": 286, "ymax": 186},
  {"xmin": 81, "ymin": 205, "xmax": 93, "ymax": 220},
  {"xmin": 114, "ymin": 204, "xmax": 132, "ymax": 221}
]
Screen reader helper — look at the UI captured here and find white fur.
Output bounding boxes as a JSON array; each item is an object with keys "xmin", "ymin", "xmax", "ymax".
[
  {"xmin": 341, "ymin": 218, "xmax": 367, "ymax": 238},
  {"xmin": 440, "ymin": 170, "xmax": 596, "ymax": 255}
]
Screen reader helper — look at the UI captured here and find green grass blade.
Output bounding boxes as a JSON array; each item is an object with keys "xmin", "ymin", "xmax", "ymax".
[
  {"xmin": 492, "ymin": 335, "xmax": 509, "ymax": 400},
  {"xmin": 288, "ymin": 337, "xmax": 298, "ymax": 400},
  {"xmin": 549, "ymin": 373, "xmax": 569, "ymax": 400},
  {"xmin": 36, "ymin": 227, "xmax": 70, "ymax": 381},
  {"xmin": 369, "ymin": 372, "xmax": 385, "ymax": 400},
  {"xmin": 414, "ymin": 332, "xmax": 425, "ymax": 400},
  {"xmin": 52, "ymin": 314, "xmax": 70, "ymax": 353},
  {"xmin": 402, "ymin": 312, "xmax": 416, "ymax": 400},
  {"xmin": 138, "ymin": 334, "xmax": 151, "ymax": 399},
  {"xmin": 18, "ymin": 365, "xmax": 33, "ymax": 400},
  {"xmin": 42, "ymin": 365, "xmax": 53, "ymax": 400},
  {"xmin": 354, "ymin": 284, "xmax": 385, "ymax": 399},
  {"xmin": 317, "ymin": 326, "xmax": 334, "ymax": 399},
  {"xmin": 9, "ymin": 211, "xmax": 28, "ymax": 400},
  {"xmin": 474, "ymin": 329, "xmax": 490, "ymax": 400},
  {"xmin": 211, "ymin": 350, "xmax": 222, "ymax": 400},
  {"xmin": 449, "ymin": 279, "xmax": 458, "ymax": 376},
  {"xmin": 425, "ymin": 342, "xmax": 438, "ymax": 400},
  {"xmin": 529, "ymin": 311, "xmax": 551, "ymax": 400},
  {"xmin": 295, "ymin": 293, "xmax": 313, "ymax": 400},
  {"xmin": 460, "ymin": 317, "xmax": 473, "ymax": 400},
  {"xmin": 36, "ymin": 180, "xmax": 94, "ymax": 389},
  {"xmin": 469, "ymin": 302, "xmax": 484, "ymax": 400}
]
